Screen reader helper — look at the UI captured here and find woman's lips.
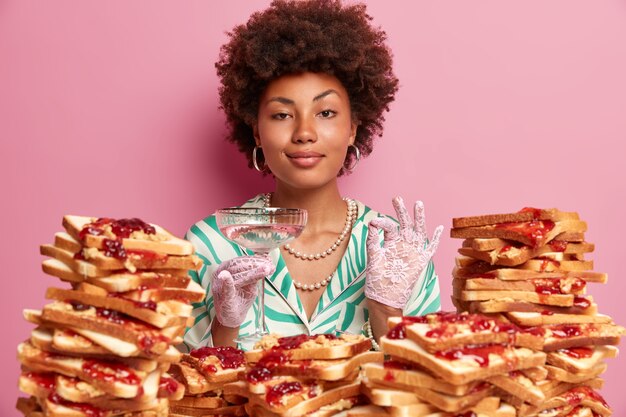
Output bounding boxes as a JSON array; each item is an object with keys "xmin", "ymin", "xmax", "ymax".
[{"xmin": 286, "ymin": 151, "xmax": 324, "ymax": 168}]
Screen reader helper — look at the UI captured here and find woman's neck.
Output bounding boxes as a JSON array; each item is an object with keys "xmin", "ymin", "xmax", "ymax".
[{"xmin": 269, "ymin": 181, "xmax": 347, "ymax": 235}]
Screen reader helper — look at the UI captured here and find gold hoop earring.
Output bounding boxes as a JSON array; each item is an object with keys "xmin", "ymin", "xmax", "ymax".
[
  {"xmin": 252, "ymin": 146, "xmax": 266, "ymax": 172},
  {"xmin": 346, "ymin": 144, "xmax": 361, "ymax": 172}
]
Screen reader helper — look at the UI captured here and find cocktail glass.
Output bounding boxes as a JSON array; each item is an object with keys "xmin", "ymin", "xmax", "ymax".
[{"xmin": 215, "ymin": 207, "xmax": 307, "ymax": 344}]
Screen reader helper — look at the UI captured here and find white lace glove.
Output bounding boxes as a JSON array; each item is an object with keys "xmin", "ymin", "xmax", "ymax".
[
  {"xmin": 365, "ymin": 197, "xmax": 443, "ymax": 309},
  {"xmin": 212, "ymin": 255, "xmax": 275, "ymax": 328}
]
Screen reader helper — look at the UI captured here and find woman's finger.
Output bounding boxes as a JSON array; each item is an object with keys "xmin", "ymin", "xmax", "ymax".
[
  {"xmin": 427, "ymin": 225, "xmax": 444, "ymax": 255},
  {"xmin": 369, "ymin": 217, "xmax": 399, "ymax": 244},
  {"xmin": 392, "ymin": 196, "xmax": 412, "ymax": 231},
  {"xmin": 413, "ymin": 200, "xmax": 427, "ymax": 237}
]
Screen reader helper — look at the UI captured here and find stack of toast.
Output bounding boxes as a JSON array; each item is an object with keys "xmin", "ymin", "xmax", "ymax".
[
  {"xmin": 222, "ymin": 333, "xmax": 382, "ymax": 417},
  {"xmin": 361, "ymin": 312, "xmax": 547, "ymax": 417},
  {"xmin": 17, "ymin": 215, "xmax": 203, "ymax": 417},
  {"xmin": 450, "ymin": 208, "xmax": 624, "ymax": 416},
  {"xmin": 168, "ymin": 347, "xmax": 248, "ymax": 417}
]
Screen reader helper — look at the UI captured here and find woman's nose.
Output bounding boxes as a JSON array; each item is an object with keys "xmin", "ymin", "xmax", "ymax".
[{"xmin": 292, "ymin": 116, "xmax": 317, "ymax": 144}]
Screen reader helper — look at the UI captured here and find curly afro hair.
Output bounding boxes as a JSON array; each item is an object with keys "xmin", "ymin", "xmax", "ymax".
[{"xmin": 216, "ymin": 0, "xmax": 399, "ymax": 175}]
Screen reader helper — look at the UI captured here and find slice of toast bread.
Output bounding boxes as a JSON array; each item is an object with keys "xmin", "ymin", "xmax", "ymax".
[
  {"xmin": 542, "ymin": 323, "xmax": 625, "ymax": 351},
  {"xmin": 451, "ymin": 219, "xmax": 587, "ymax": 248},
  {"xmin": 505, "ymin": 311, "xmax": 612, "ymax": 327},
  {"xmin": 42, "ymin": 258, "xmax": 190, "ymax": 287},
  {"xmin": 387, "ymin": 312, "xmax": 544, "ymax": 352},
  {"xmin": 53, "ymin": 233, "xmax": 201, "ymax": 272},
  {"xmin": 452, "ymin": 208, "xmax": 580, "ymax": 228},
  {"xmin": 63, "ymin": 215, "xmax": 194, "ymax": 256},
  {"xmin": 246, "ymin": 351, "xmax": 383, "ymax": 383},
  {"xmin": 45, "ymin": 287, "xmax": 188, "ymax": 329},
  {"xmin": 40, "ymin": 301, "xmax": 183, "ymax": 356},
  {"xmin": 380, "ymin": 336, "xmax": 546, "ymax": 385},
  {"xmin": 245, "ymin": 334, "xmax": 371, "ymax": 362},
  {"xmin": 486, "ymin": 371, "xmax": 545, "ymax": 406},
  {"xmin": 181, "ymin": 347, "xmax": 246, "ymax": 383},
  {"xmin": 457, "ymin": 297, "xmax": 598, "ymax": 316},
  {"xmin": 459, "ymin": 241, "xmax": 594, "ymax": 267},
  {"xmin": 457, "ymin": 277, "xmax": 588, "ymax": 295},
  {"xmin": 362, "ymin": 362, "xmax": 483, "ymax": 396},
  {"xmin": 545, "ymin": 362, "xmax": 608, "ymax": 383},
  {"xmin": 18, "ymin": 342, "xmax": 147, "ymax": 398},
  {"xmin": 452, "ymin": 266, "xmax": 607, "ymax": 283},
  {"xmin": 545, "ymin": 346, "xmax": 618, "ymax": 372}
]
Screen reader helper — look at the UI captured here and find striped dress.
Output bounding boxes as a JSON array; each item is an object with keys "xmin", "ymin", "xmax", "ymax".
[{"xmin": 181, "ymin": 194, "xmax": 440, "ymax": 351}]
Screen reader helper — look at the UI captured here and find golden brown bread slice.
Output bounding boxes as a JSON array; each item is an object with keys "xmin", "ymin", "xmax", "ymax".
[
  {"xmin": 42, "ymin": 258, "xmax": 190, "ymax": 288},
  {"xmin": 546, "ymin": 345, "xmax": 618, "ymax": 372},
  {"xmin": 457, "ymin": 297, "xmax": 598, "ymax": 316},
  {"xmin": 45, "ymin": 287, "xmax": 189, "ymax": 329},
  {"xmin": 380, "ymin": 337, "xmax": 546, "ymax": 385},
  {"xmin": 451, "ymin": 219, "xmax": 587, "ymax": 248},
  {"xmin": 168, "ymin": 362, "xmax": 226, "ymax": 395},
  {"xmin": 457, "ymin": 277, "xmax": 588, "ymax": 295},
  {"xmin": 505, "ymin": 311, "xmax": 612, "ymax": 326},
  {"xmin": 452, "ymin": 208, "xmax": 579, "ymax": 228},
  {"xmin": 519, "ymin": 259, "xmax": 594, "ymax": 273},
  {"xmin": 362, "ymin": 362, "xmax": 482, "ymax": 396},
  {"xmin": 462, "ymin": 232, "xmax": 585, "ymax": 252},
  {"xmin": 19, "ymin": 370, "xmax": 167, "ymax": 409},
  {"xmin": 542, "ymin": 323, "xmax": 625, "ymax": 351},
  {"xmin": 360, "ymin": 380, "xmax": 424, "ymax": 406},
  {"xmin": 390, "ymin": 312, "xmax": 544, "ymax": 352},
  {"xmin": 486, "ymin": 370, "xmax": 545, "ymax": 406},
  {"xmin": 246, "ymin": 333, "xmax": 371, "ymax": 362},
  {"xmin": 18, "ymin": 342, "xmax": 147, "ymax": 398},
  {"xmin": 452, "ymin": 265, "xmax": 607, "ymax": 283},
  {"xmin": 53, "ymin": 233, "xmax": 201, "ymax": 272},
  {"xmin": 458, "ymin": 289, "xmax": 575, "ymax": 307},
  {"xmin": 40, "ymin": 301, "xmax": 183, "ymax": 356},
  {"xmin": 41, "ymin": 396, "xmax": 169, "ymax": 417},
  {"xmin": 459, "ymin": 241, "xmax": 594, "ymax": 267},
  {"xmin": 247, "ymin": 351, "xmax": 382, "ymax": 383},
  {"xmin": 225, "ymin": 379, "xmax": 361, "ymax": 417},
  {"xmin": 63, "ymin": 215, "xmax": 194, "ymax": 256},
  {"xmin": 181, "ymin": 347, "xmax": 246, "ymax": 383},
  {"xmin": 545, "ymin": 362, "xmax": 607, "ymax": 383},
  {"xmin": 169, "ymin": 394, "xmax": 227, "ymax": 409},
  {"xmin": 29, "ymin": 326, "xmax": 180, "ymax": 366},
  {"xmin": 169, "ymin": 404, "xmax": 245, "ymax": 416}
]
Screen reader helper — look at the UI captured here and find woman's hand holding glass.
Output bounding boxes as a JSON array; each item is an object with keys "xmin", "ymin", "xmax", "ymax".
[
  {"xmin": 212, "ymin": 255, "xmax": 276, "ymax": 328},
  {"xmin": 365, "ymin": 197, "xmax": 443, "ymax": 309}
]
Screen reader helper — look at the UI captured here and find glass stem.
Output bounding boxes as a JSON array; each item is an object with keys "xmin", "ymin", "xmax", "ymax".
[{"xmin": 257, "ymin": 277, "xmax": 267, "ymax": 335}]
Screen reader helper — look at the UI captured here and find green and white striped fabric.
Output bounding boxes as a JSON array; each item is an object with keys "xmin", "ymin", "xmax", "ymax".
[{"xmin": 181, "ymin": 194, "xmax": 440, "ymax": 351}]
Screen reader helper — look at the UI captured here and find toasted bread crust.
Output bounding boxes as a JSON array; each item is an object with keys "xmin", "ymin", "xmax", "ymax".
[{"xmin": 452, "ymin": 209, "xmax": 579, "ymax": 228}]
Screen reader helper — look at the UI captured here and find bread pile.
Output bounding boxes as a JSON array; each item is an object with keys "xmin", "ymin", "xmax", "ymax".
[
  {"xmin": 360, "ymin": 312, "xmax": 546, "ymax": 416},
  {"xmin": 222, "ymin": 333, "xmax": 381, "ymax": 417},
  {"xmin": 17, "ymin": 215, "xmax": 204, "ymax": 417},
  {"xmin": 168, "ymin": 347, "xmax": 248, "ymax": 417},
  {"xmin": 449, "ymin": 207, "xmax": 624, "ymax": 416}
]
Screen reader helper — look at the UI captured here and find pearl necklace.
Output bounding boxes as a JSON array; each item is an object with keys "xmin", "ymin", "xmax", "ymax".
[{"xmin": 262, "ymin": 193, "xmax": 357, "ymax": 291}]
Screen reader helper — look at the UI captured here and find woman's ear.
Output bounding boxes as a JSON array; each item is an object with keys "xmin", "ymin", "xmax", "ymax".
[
  {"xmin": 253, "ymin": 124, "xmax": 261, "ymax": 146},
  {"xmin": 349, "ymin": 121, "xmax": 358, "ymax": 145}
]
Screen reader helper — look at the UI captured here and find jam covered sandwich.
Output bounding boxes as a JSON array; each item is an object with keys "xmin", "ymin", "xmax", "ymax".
[
  {"xmin": 223, "ymin": 333, "xmax": 382, "ymax": 417},
  {"xmin": 167, "ymin": 346, "xmax": 248, "ymax": 417},
  {"xmin": 17, "ymin": 216, "xmax": 203, "ymax": 417},
  {"xmin": 448, "ymin": 208, "xmax": 624, "ymax": 417},
  {"xmin": 361, "ymin": 311, "xmax": 613, "ymax": 417}
]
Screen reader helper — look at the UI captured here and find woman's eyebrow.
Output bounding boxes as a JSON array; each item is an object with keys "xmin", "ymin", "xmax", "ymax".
[
  {"xmin": 313, "ymin": 89, "xmax": 339, "ymax": 101},
  {"xmin": 265, "ymin": 89, "xmax": 340, "ymax": 106}
]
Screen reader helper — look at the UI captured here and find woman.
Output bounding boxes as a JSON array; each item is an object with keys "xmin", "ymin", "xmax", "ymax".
[{"xmin": 182, "ymin": 0, "xmax": 442, "ymax": 351}]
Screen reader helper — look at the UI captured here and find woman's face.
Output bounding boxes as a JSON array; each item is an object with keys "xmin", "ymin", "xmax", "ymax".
[{"xmin": 254, "ymin": 72, "xmax": 357, "ymax": 190}]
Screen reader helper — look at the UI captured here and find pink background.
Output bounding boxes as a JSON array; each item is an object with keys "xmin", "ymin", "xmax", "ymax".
[{"xmin": 1, "ymin": 0, "xmax": 625, "ymax": 414}]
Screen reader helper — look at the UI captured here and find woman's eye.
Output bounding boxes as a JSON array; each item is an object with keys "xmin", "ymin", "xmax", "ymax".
[
  {"xmin": 272, "ymin": 112, "xmax": 290, "ymax": 120},
  {"xmin": 318, "ymin": 110, "xmax": 337, "ymax": 118}
]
